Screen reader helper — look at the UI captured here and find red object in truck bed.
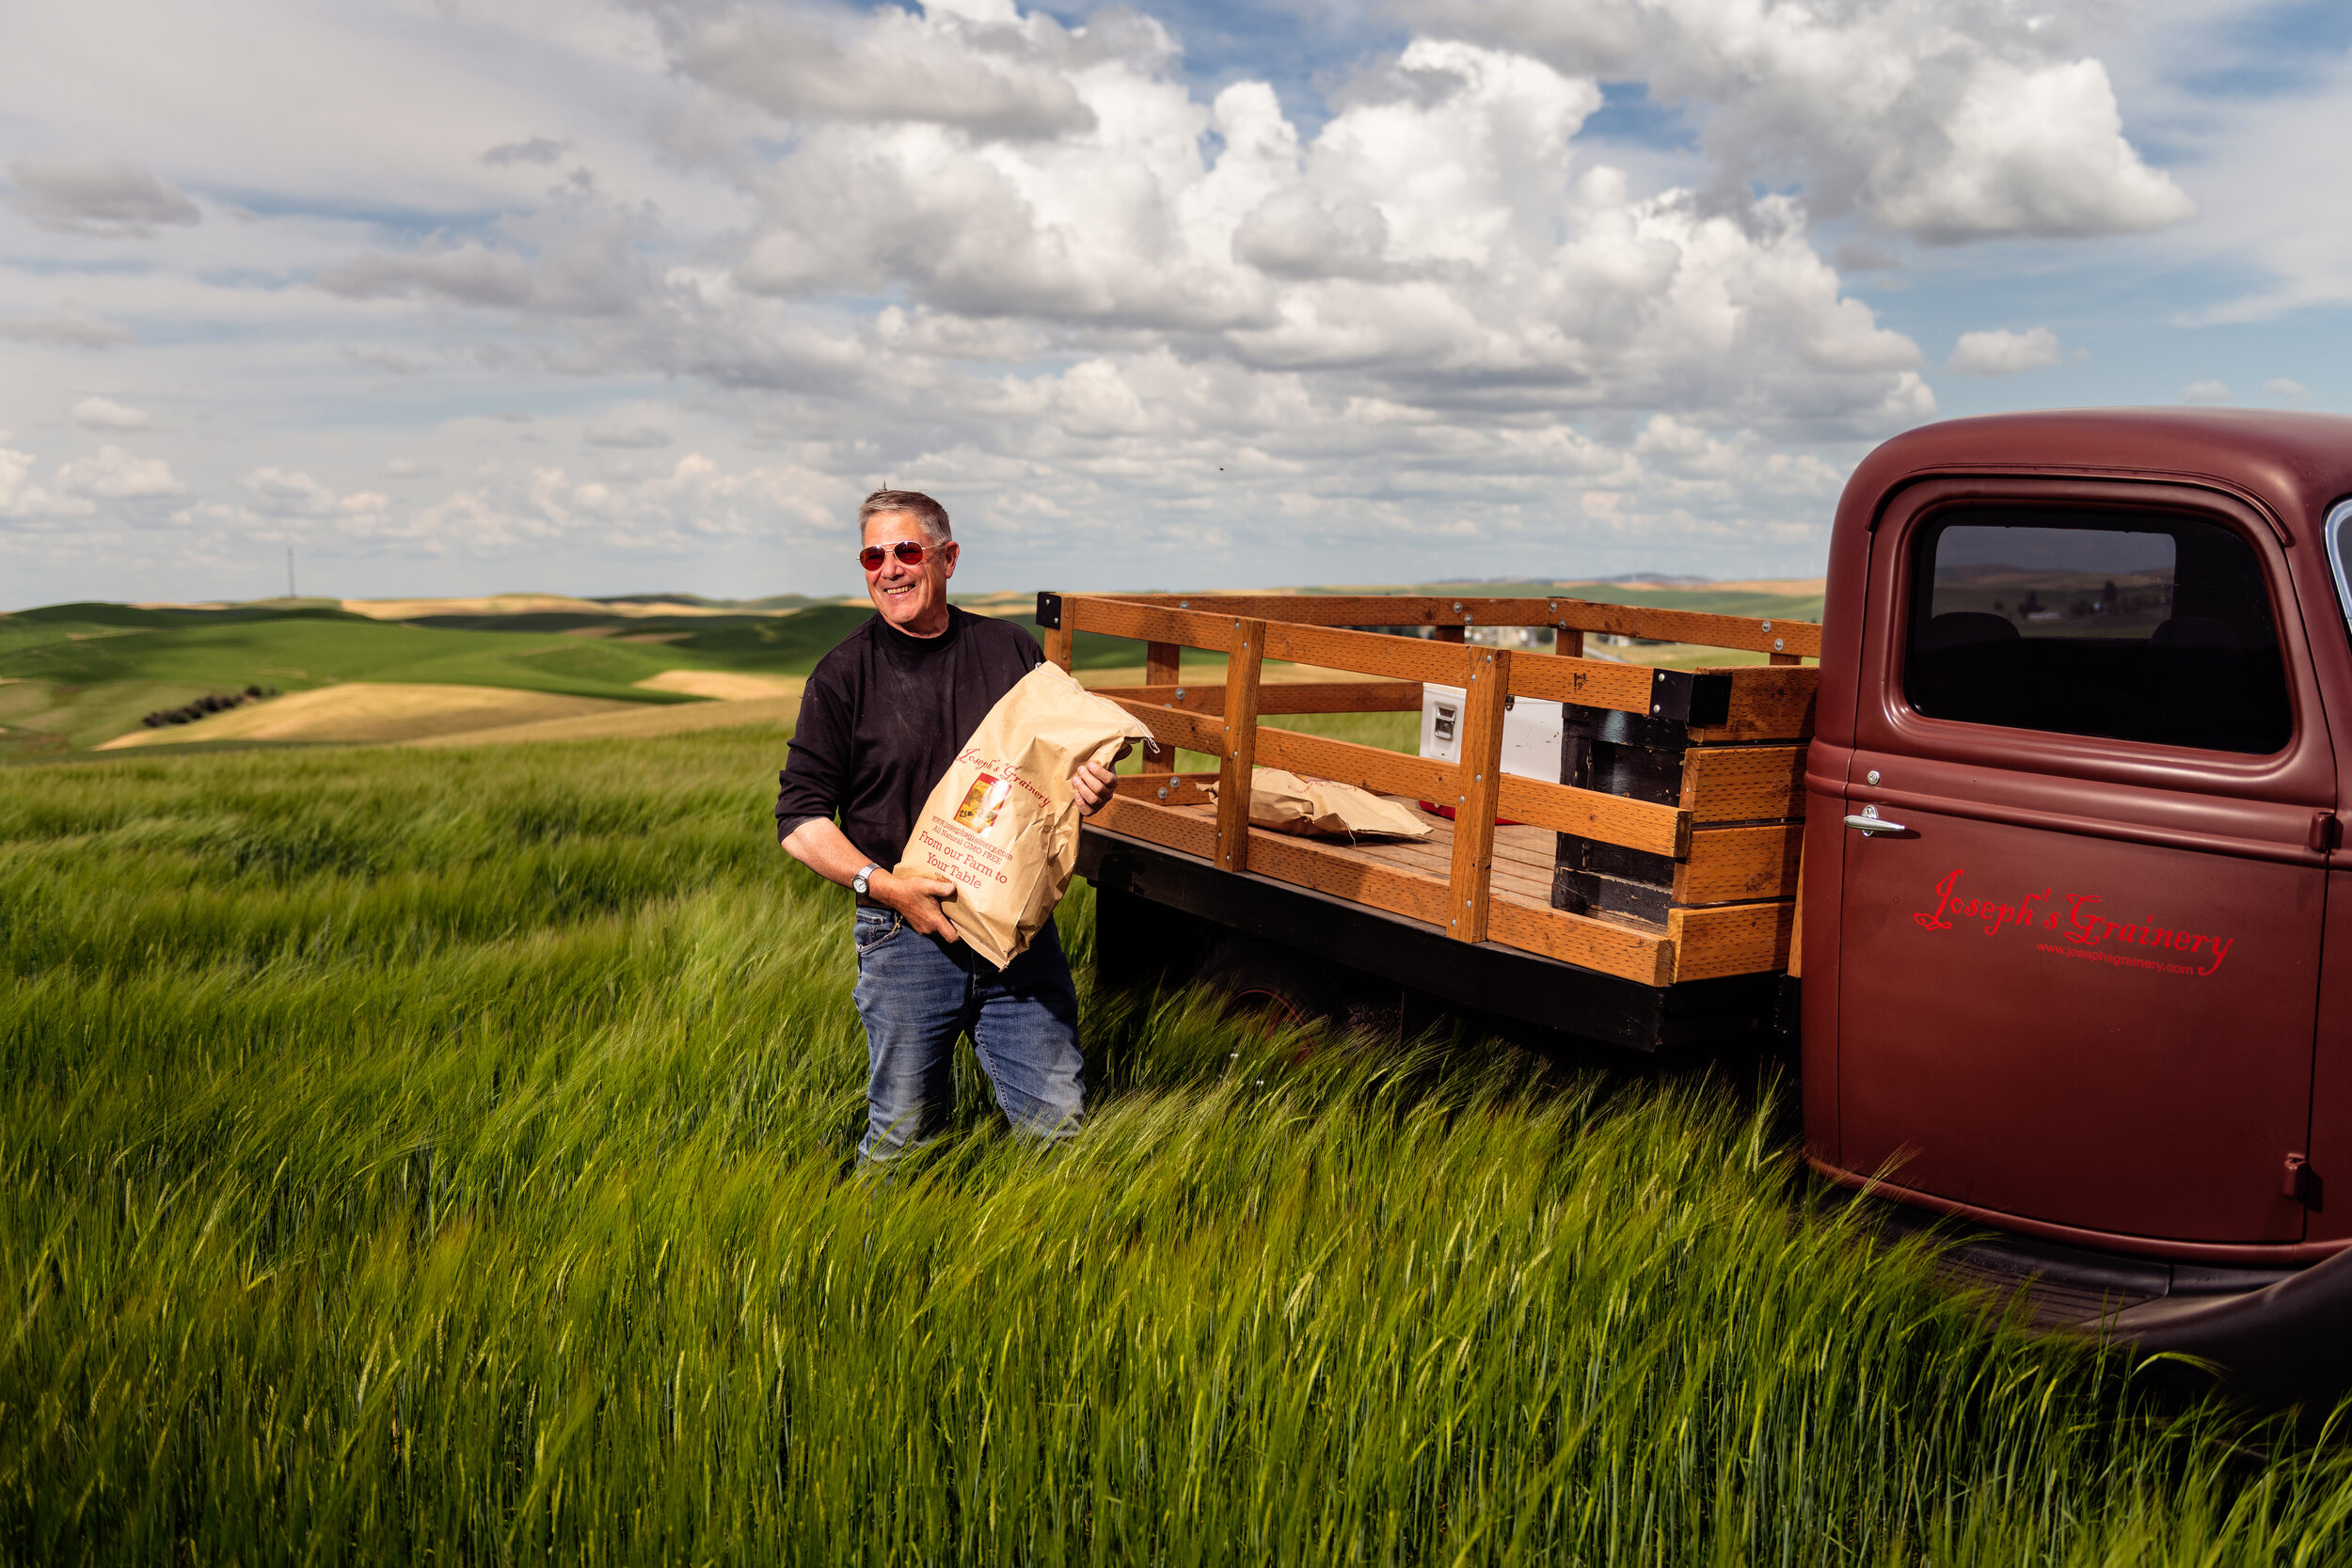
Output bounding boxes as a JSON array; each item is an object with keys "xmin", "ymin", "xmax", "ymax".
[{"xmin": 1415, "ymin": 800, "xmax": 1524, "ymax": 827}]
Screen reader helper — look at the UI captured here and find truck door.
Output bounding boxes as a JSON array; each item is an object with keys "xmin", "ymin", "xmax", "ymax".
[{"xmin": 1836, "ymin": 488, "xmax": 2334, "ymax": 1244}]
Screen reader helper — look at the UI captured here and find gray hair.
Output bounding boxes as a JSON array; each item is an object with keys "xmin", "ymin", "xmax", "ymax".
[{"xmin": 858, "ymin": 489, "xmax": 952, "ymax": 546}]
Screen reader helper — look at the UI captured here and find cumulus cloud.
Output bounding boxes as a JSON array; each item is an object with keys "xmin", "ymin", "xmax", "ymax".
[
  {"xmin": 0, "ymin": 434, "xmax": 92, "ymax": 521},
  {"xmin": 318, "ymin": 241, "xmax": 534, "ymax": 308},
  {"xmin": 316, "ymin": 197, "xmax": 656, "ymax": 316},
  {"xmin": 7, "ymin": 152, "xmax": 201, "ymax": 237},
  {"xmin": 482, "ymin": 136, "xmax": 571, "ymax": 167},
  {"xmin": 71, "ymin": 395, "xmax": 151, "ymax": 430},
  {"xmin": 1947, "ymin": 325, "xmax": 2062, "ymax": 376},
  {"xmin": 671, "ymin": 27, "xmax": 1930, "ymax": 441},
  {"xmin": 56, "ymin": 445, "xmax": 185, "ymax": 500},
  {"xmin": 2263, "ymin": 378, "xmax": 2310, "ymax": 402},
  {"xmin": 638, "ymin": 0, "xmax": 1109, "ymax": 138},
  {"xmin": 2180, "ymin": 379, "xmax": 2232, "ymax": 404},
  {"xmin": 340, "ymin": 450, "xmax": 850, "ymax": 555},
  {"xmin": 241, "ymin": 466, "xmax": 389, "ymax": 521},
  {"xmin": 0, "ymin": 302, "xmax": 134, "ymax": 348},
  {"xmin": 1394, "ymin": 0, "xmax": 2192, "ymax": 243}
]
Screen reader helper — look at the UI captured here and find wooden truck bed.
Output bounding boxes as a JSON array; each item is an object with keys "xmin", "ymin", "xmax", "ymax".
[{"xmin": 1037, "ymin": 591, "xmax": 1821, "ymax": 1035}]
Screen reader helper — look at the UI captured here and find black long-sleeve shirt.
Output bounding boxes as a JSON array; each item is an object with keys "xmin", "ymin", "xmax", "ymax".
[{"xmin": 774, "ymin": 606, "xmax": 1044, "ymax": 867}]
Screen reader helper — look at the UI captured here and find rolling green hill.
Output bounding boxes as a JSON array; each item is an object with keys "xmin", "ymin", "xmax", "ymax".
[
  {"xmin": 0, "ymin": 606, "xmax": 717, "ymax": 754},
  {"xmin": 1, "ymin": 579, "xmax": 1825, "ymax": 756}
]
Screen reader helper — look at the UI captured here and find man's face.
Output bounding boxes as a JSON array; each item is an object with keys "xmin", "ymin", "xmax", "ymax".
[{"xmin": 862, "ymin": 510, "xmax": 957, "ymax": 636}]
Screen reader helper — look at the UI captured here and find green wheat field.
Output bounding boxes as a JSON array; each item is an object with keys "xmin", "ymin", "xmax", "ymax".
[{"xmin": 7, "ymin": 726, "xmax": 2352, "ymax": 1563}]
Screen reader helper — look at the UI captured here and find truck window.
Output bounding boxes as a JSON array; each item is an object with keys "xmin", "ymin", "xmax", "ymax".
[{"xmin": 1905, "ymin": 511, "xmax": 2291, "ymax": 753}]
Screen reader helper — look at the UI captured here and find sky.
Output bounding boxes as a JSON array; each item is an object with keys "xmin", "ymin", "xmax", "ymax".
[{"xmin": 2, "ymin": 0, "xmax": 2349, "ymax": 609}]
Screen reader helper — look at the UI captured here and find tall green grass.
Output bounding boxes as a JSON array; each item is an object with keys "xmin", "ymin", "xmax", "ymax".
[{"xmin": 4, "ymin": 736, "xmax": 2349, "ymax": 1564}]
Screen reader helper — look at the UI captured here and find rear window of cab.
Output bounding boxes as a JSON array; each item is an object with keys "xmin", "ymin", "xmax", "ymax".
[{"xmin": 1905, "ymin": 510, "xmax": 2292, "ymax": 755}]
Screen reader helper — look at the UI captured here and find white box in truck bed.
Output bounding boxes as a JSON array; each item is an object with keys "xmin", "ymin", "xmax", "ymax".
[{"xmin": 1420, "ymin": 684, "xmax": 1564, "ymax": 781}]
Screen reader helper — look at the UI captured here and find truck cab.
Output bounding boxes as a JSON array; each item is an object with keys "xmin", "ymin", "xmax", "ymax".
[{"xmin": 1802, "ymin": 409, "xmax": 2352, "ymax": 1268}]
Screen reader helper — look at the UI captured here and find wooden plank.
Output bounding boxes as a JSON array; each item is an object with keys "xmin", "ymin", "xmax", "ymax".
[
  {"xmin": 1093, "ymin": 682, "xmax": 1424, "ymax": 715},
  {"xmin": 1141, "ymin": 641, "xmax": 1182, "ymax": 772},
  {"xmin": 1680, "ymin": 745, "xmax": 1806, "ymax": 825},
  {"xmin": 1043, "ymin": 620, "xmax": 1074, "ymax": 672},
  {"xmin": 1677, "ymin": 823, "xmax": 1804, "ymax": 906},
  {"xmin": 1107, "ymin": 698, "xmax": 1225, "ymax": 758},
  {"xmin": 1446, "ymin": 647, "xmax": 1508, "ymax": 943},
  {"xmin": 1093, "ymin": 795, "xmax": 1217, "ymax": 860},
  {"xmin": 1542, "ymin": 597, "xmax": 1821, "ymax": 659},
  {"xmin": 1555, "ymin": 628, "xmax": 1584, "ymax": 658},
  {"xmin": 1111, "ymin": 772, "xmax": 1216, "ymax": 807},
  {"xmin": 1488, "ymin": 901, "xmax": 1676, "ymax": 986},
  {"xmin": 1259, "ymin": 619, "xmax": 1477, "ymax": 688},
  {"xmin": 1502, "ymin": 652, "xmax": 1659, "ymax": 717},
  {"xmin": 1215, "ymin": 619, "xmax": 1264, "ymax": 874},
  {"xmin": 1495, "ymin": 772, "xmax": 1688, "ymax": 857},
  {"xmin": 1686, "ymin": 666, "xmax": 1820, "ymax": 744},
  {"xmin": 1071, "ymin": 596, "xmax": 1476, "ymax": 686},
  {"xmin": 1108, "ymin": 594, "xmax": 1446, "ymax": 627},
  {"xmin": 1668, "ymin": 900, "xmax": 1795, "ymax": 981},
  {"xmin": 1106, "ymin": 594, "xmax": 1825, "ymax": 659},
  {"xmin": 1251, "ymin": 726, "xmax": 1451, "ymax": 800},
  {"xmin": 1245, "ymin": 832, "xmax": 1453, "ymax": 927},
  {"xmin": 1433, "ymin": 625, "xmax": 1465, "ymax": 644},
  {"xmin": 1067, "ymin": 596, "xmax": 1242, "ymax": 656}
]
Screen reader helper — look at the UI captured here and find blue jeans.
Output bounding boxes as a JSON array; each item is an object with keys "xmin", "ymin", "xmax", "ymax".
[{"xmin": 850, "ymin": 907, "xmax": 1085, "ymax": 1161}]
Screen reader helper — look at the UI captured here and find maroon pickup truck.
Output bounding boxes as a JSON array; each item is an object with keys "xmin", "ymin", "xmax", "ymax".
[{"xmin": 1062, "ymin": 406, "xmax": 2352, "ymax": 1409}]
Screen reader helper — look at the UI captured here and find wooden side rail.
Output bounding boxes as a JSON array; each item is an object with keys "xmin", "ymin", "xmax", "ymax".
[
  {"xmin": 1094, "ymin": 682, "xmax": 1425, "ymax": 715},
  {"xmin": 1086, "ymin": 592, "xmax": 1823, "ymax": 659},
  {"xmin": 1102, "ymin": 695, "xmax": 1691, "ymax": 856},
  {"xmin": 1060, "ymin": 594, "xmax": 1687, "ymax": 721}
]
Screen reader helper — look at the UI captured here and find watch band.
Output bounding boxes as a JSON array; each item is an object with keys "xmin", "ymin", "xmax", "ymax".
[{"xmin": 850, "ymin": 862, "xmax": 881, "ymax": 895}]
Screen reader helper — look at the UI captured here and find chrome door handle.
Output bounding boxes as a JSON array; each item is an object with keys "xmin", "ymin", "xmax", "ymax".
[{"xmin": 1844, "ymin": 806, "xmax": 1907, "ymax": 835}]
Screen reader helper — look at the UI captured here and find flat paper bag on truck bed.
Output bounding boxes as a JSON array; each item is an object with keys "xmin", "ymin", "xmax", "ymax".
[
  {"xmin": 895, "ymin": 662, "xmax": 1151, "ymax": 970},
  {"xmin": 1207, "ymin": 767, "xmax": 1434, "ymax": 841}
]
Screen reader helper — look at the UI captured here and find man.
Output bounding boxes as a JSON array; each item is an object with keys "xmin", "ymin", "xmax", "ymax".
[{"xmin": 776, "ymin": 489, "xmax": 1120, "ymax": 1162}]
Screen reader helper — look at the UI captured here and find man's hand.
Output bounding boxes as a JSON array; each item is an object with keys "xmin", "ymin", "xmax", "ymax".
[
  {"xmin": 871, "ymin": 869, "xmax": 961, "ymax": 942},
  {"xmin": 1073, "ymin": 759, "xmax": 1120, "ymax": 816},
  {"xmin": 1073, "ymin": 740, "xmax": 1134, "ymax": 816}
]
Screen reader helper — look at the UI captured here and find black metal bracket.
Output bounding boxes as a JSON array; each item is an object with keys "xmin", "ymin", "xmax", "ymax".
[
  {"xmin": 1034, "ymin": 591, "xmax": 1063, "ymax": 630},
  {"xmin": 1647, "ymin": 667, "xmax": 1733, "ymax": 727}
]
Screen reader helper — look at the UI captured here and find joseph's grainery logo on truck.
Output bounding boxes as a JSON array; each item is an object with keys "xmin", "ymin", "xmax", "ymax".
[{"xmin": 1912, "ymin": 869, "xmax": 2235, "ymax": 976}]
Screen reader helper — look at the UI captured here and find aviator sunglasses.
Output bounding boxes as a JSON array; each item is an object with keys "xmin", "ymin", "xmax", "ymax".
[{"xmin": 857, "ymin": 540, "xmax": 946, "ymax": 571}]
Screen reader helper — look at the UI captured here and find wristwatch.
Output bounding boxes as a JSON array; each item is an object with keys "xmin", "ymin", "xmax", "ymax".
[{"xmin": 850, "ymin": 863, "xmax": 882, "ymax": 897}]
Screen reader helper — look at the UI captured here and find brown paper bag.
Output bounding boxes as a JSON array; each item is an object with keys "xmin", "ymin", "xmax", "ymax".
[
  {"xmin": 895, "ymin": 662, "xmax": 1152, "ymax": 969},
  {"xmin": 1208, "ymin": 767, "xmax": 1434, "ymax": 841}
]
